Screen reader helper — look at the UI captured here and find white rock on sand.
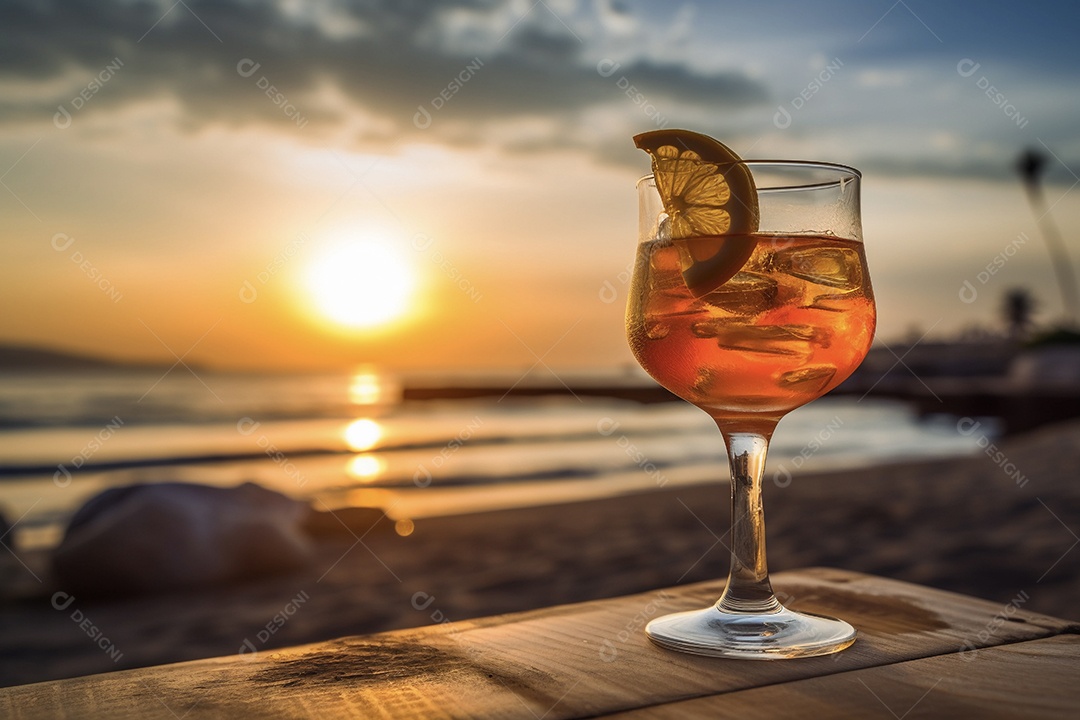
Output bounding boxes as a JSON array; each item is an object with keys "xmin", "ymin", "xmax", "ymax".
[{"xmin": 52, "ymin": 482, "xmax": 313, "ymax": 597}]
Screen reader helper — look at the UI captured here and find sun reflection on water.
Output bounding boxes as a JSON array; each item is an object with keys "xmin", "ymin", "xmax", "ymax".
[
  {"xmin": 347, "ymin": 454, "xmax": 385, "ymax": 480},
  {"xmin": 348, "ymin": 370, "xmax": 402, "ymax": 406},
  {"xmin": 344, "ymin": 418, "xmax": 382, "ymax": 451}
]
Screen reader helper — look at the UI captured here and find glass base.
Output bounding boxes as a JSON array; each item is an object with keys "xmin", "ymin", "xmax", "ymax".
[{"xmin": 645, "ymin": 604, "xmax": 856, "ymax": 659}]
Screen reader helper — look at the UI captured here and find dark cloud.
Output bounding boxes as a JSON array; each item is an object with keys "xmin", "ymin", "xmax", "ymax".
[
  {"xmin": 7, "ymin": 0, "xmax": 1072, "ymax": 183},
  {"xmin": 0, "ymin": 0, "xmax": 769, "ymax": 150},
  {"xmin": 860, "ymin": 153, "xmax": 1078, "ymax": 186}
]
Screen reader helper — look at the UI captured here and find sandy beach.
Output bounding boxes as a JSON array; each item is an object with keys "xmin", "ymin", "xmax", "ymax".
[{"xmin": 1, "ymin": 418, "xmax": 1077, "ymax": 689}]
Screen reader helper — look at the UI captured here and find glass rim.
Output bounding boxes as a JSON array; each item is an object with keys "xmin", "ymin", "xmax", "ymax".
[{"xmin": 636, "ymin": 159, "xmax": 861, "ymax": 192}]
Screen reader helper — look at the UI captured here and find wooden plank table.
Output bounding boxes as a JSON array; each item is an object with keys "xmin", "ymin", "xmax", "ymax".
[{"xmin": 3, "ymin": 568, "xmax": 1078, "ymax": 718}]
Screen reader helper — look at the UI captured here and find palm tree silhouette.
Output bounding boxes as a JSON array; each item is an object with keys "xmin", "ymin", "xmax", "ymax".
[
  {"xmin": 1017, "ymin": 148, "xmax": 1079, "ymax": 326},
  {"xmin": 1003, "ymin": 287, "xmax": 1035, "ymax": 340}
]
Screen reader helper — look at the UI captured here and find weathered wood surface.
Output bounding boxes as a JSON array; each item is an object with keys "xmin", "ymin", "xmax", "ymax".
[
  {"xmin": 604, "ymin": 635, "xmax": 1080, "ymax": 719},
  {"xmin": 1, "ymin": 568, "xmax": 1076, "ymax": 719}
]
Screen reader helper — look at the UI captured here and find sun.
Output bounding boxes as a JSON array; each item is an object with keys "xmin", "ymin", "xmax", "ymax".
[{"xmin": 306, "ymin": 237, "xmax": 416, "ymax": 329}]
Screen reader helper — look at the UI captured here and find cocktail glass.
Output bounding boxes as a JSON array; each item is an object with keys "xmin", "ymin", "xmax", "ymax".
[{"xmin": 627, "ymin": 161, "xmax": 875, "ymax": 658}]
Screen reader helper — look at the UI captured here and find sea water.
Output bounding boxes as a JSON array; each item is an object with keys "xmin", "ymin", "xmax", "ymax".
[{"xmin": 0, "ymin": 370, "xmax": 995, "ymax": 549}]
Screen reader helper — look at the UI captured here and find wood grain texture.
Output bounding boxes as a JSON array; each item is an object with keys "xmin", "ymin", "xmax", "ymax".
[
  {"xmin": 1, "ymin": 568, "xmax": 1076, "ymax": 720},
  {"xmin": 603, "ymin": 635, "xmax": 1080, "ymax": 719}
]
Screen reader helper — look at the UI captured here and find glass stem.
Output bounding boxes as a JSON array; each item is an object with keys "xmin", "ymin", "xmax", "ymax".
[{"xmin": 716, "ymin": 430, "xmax": 782, "ymax": 615}]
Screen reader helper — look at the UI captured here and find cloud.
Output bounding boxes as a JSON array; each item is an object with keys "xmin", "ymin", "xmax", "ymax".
[
  {"xmin": 0, "ymin": 0, "xmax": 769, "ymax": 151},
  {"xmin": 2, "ymin": 0, "xmax": 1076, "ymax": 184}
]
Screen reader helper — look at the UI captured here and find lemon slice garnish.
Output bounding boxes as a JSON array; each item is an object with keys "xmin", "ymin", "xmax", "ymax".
[{"xmin": 634, "ymin": 130, "xmax": 759, "ymax": 297}]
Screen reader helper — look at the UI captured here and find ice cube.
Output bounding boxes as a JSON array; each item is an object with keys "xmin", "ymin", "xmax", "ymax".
[
  {"xmin": 778, "ymin": 365, "xmax": 836, "ymax": 393},
  {"xmin": 690, "ymin": 367, "xmax": 715, "ymax": 397},
  {"xmin": 657, "ymin": 214, "xmax": 672, "ymax": 243},
  {"xmin": 774, "ymin": 246, "xmax": 862, "ymax": 292},
  {"xmin": 646, "ymin": 322, "xmax": 670, "ymax": 339},
  {"xmin": 648, "ymin": 265, "xmax": 684, "ymax": 293},
  {"xmin": 714, "ymin": 324, "xmax": 830, "ymax": 356},
  {"xmin": 642, "ymin": 251, "xmax": 700, "ymax": 320},
  {"xmin": 807, "ymin": 293, "xmax": 850, "ymax": 312},
  {"xmin": 691, "ymin": 319, "xmax": 722, "ymax": 338},
  {"xmin": 700, "ymin": 272, "xmax": 778, "ymax": 316},
  {"xmin": 646, "ymin": 289, "xmax": 706, "ymax": 321}
]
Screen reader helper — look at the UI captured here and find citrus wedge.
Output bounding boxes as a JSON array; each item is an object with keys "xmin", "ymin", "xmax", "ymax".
[{"xmin": 634, "ymin": 129, "xmax": 759, "ymax": 297}]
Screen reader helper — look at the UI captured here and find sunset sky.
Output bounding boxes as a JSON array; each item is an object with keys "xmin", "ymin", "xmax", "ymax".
[{"xmin": 1, "ymin": 0, "xmax": 1078, "ymax": 371}]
